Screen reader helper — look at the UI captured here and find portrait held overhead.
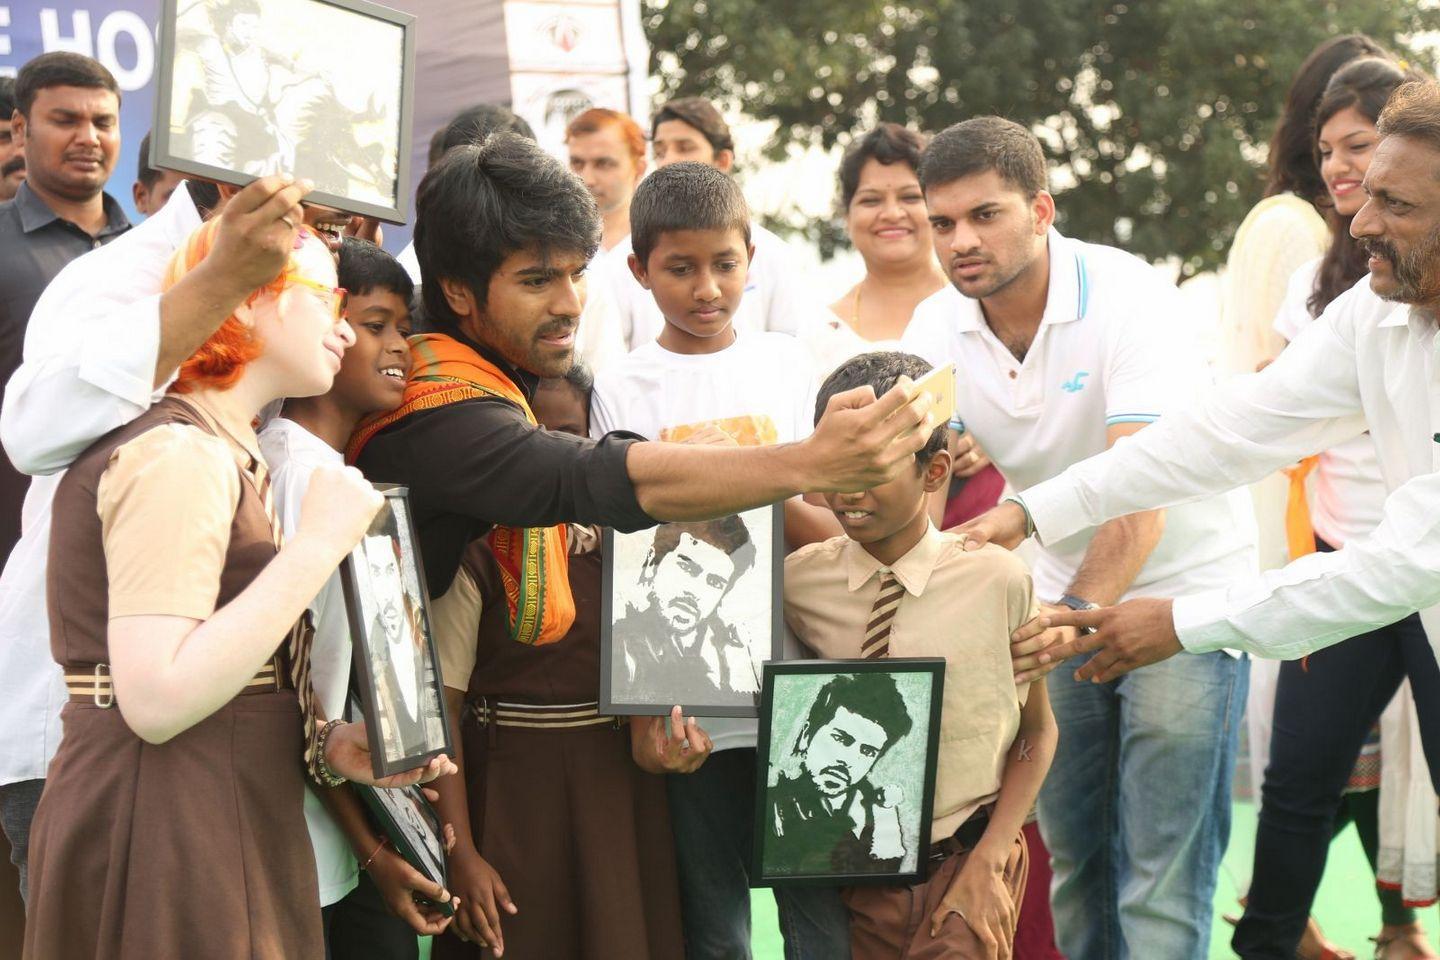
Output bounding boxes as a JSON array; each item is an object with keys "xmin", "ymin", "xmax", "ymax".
[
  {"xmin": 152, "ymin": 0, "xmax": 417, "ymax": 221},
  {"xmin": 601, "ymin": 503, "xmax": 783, "ymax": 716}
]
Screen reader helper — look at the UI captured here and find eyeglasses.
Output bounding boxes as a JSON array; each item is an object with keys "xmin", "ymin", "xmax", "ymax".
[{"xmin": 290, "ymin": 277, "xmax": 348, "ymax": 321}]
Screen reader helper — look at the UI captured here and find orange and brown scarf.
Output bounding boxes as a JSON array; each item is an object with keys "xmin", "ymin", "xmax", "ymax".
[{"xmin": 348, "ymin": 333, "xmax": 575, "ymax": 645}]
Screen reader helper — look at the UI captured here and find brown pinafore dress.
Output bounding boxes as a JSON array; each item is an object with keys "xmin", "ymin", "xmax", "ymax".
[
  {"xmin": 432, "ymin": 543, "xmax": 685, "ymax": 960},
  {"xmin": 22, "ymin": 397, "xmax": 324, "ymax": 960}
]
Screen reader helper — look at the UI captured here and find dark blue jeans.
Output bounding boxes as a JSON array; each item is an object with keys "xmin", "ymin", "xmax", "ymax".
[
  {"xmin": 667, "ymin": 748, "xmax": 850, "ymax": 960},
  {"xmin": 1040, "ymin": 649, "xmax": 1247, "ymax": 960},
  {"xmin": 1233, "ymin": 610, "xmax": 1440, "ymax": 959},
  {"xmin": 0, "ymin": 777, "xmax": 43, "ymax": 902}
]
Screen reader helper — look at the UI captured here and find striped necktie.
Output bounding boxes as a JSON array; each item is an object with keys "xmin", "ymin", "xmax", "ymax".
[
  {"xmin": 861, "ymin": 571, "xmax": 905, "ymax": 659},
  {"xmin": 249, "ymin": 455, "xmax": 320, "ymax": 774}
]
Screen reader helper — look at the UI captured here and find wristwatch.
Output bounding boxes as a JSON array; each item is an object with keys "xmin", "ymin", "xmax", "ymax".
[{"xmin": 1056, "ymin": 594, "xmax": 1100, "ymax": 636}]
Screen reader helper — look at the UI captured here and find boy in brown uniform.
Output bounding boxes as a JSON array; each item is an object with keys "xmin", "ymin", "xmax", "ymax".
[
  {"xmin": 426, "ymin": 367, "xmax": 701, "ymax": 960},
  {"xmin": 784, "ymin": 352, "xmax": 1058, "ymax": 959}
]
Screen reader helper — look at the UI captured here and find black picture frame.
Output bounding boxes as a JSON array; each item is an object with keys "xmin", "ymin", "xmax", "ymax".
[
  {"xmin": 352, "ymin": 780, "xmax": 453, "ymax": 916},
  {"xmin": 152, "ymin": 0, "xmax": 417, "ymax": 223},
  {"xmin": 599, "ymin": 502, "xmax": 785, "ymax": 718},
  {"xmin": 750, "ymin": 658, "xmax": 947, "ymax": 888},
  {"xmin": 340, "ymin": 486, "xmax": 453, "ymax": 779}
]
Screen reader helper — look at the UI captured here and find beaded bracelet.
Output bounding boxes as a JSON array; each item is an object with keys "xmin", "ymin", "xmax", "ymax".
[{"xmin": 312, "ymin": 718, "xmax": 348, "ymax": 788}]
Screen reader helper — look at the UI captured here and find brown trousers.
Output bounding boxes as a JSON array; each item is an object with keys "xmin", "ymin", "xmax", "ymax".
[{"xmin": 843, "ymin": 829, "xmax": 1029, "ymax": 960}]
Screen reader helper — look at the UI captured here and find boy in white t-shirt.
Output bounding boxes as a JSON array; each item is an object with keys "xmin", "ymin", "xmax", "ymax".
[
  {"xmin": 258, "ymin": 239, "xmax": 457, "ymax": 957},
  {"xmin": 589, "ymin": 161, "xmax": 850, "ymax": 957}
]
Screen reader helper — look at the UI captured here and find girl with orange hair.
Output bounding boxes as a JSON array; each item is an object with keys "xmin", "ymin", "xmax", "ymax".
[{"xmin": 21, "ymin": 218, "xmax": 442, "ymax": 959}]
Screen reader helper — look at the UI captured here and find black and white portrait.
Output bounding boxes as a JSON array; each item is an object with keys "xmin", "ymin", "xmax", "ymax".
[
  {"xmin": 154, "ymin": 0, "xmax": 415, "ymax": 221},
  {"xmin": 342, "ymin": 489, "xmax": 451, "ymax": 779},
  {"xmin": 356, "ymin": 782, "xmax": 447, "ymax": 897},
  {"xmin": 753, "ymin": 660, "xmax": 945, "ymax": 886},
  {"xmin": 601, "ymin": 504, "xmax": 783, "ymax": 717}
]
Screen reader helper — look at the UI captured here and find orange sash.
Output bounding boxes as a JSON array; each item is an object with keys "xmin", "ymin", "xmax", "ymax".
[
  {"xmin": 348, "ymin": 333, "xmax": 575, "ymax": 645},
  {"xmin": 1282, "ymin": 456, "xmax": 1320, "ymax": 560}
]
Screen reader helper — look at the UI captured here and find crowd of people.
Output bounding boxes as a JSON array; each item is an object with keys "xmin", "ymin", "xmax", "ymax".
[{"xmin": 2, "ymin": 25, "xmax": 1440, "ymax": 960}]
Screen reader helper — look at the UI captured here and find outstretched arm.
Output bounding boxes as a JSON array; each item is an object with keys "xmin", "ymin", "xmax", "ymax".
[
  {"xmin": 627, "ymin": 382, "xmax": 936, "ymax": 520},
  {"xmin": 959, "ymin": 298, "xmax": 1370, "ymax": 552},
  {"xmin": 1027, "ymin": 309, "xmax": 1366, "ymax": 541},
  {"xmin": 399, "ymin": 381, "xmax": 937, "ymax": 535},
  {"xmin": 1022, "ymin": 460, "xmax": 1440, "ymax": 682}
]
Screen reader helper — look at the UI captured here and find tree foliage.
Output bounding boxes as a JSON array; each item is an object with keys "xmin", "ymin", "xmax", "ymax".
[{"xmin": 642, "ymin": 0, "xmax": 1440, "ymax": 273}]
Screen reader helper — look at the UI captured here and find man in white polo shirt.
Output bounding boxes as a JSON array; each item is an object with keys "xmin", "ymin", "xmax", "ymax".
[{"xmin": 900, "ymin": 116, "xmax": 1257, "ymax": 960}]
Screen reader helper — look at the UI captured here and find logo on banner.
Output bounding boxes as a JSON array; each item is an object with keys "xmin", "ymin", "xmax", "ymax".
[{"xmin": 541, "ymin": 14, "xmax": 582, "ymax": 53}]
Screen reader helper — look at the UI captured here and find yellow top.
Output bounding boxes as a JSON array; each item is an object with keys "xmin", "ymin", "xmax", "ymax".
[{"xmin": 1219, "ymin": 193, "xmax": 1329, "ymax": 376}]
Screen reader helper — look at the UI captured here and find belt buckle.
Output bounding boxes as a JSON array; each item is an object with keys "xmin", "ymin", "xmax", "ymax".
[{"xmin": 93, "ymin": 662, "xmax": 113, "ymax": 709}]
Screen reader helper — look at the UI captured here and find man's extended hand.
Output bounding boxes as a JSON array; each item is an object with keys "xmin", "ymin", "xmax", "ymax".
[
  {"xmin": 803, "ymin": 378, "xmax": 939, "ymax": 493},
  {"xmin": 201, "ymin": 176, "xmax": 314, "ymax": 297},
  {"xmin": 1009, "ymin": 603, "xmax": 1080, "ymax": 684},
  {"xmin": 1021, "ymin": 598, "xmax": 1183, "ymax": 684},
  {"xmin": 955, "ymin": 500, "xmax": 1029, "ymax": 551}
]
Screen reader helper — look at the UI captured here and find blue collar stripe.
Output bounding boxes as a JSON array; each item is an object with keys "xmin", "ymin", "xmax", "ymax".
[{"xmin": 1074, "ymin": 251, "xmax": 1090, "ymax": 321}]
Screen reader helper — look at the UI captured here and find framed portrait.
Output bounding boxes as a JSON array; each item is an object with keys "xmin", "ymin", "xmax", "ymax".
[
  {"xmin": 340, "ymin": 486, "xmax": 452, "ymax": 779},
  {"xmin": 600, "ymin": 503, "xmax": 784, "ymax": 718},
  {"xmin": 152, "ymin": 0, "xmax": 417, "ymax": 223},
  {"xmin": 352, "ymin": 781, "xmax": 453, "ymax": 916},
  {"xmin": 751, "ymin": 658, "xmax": 946, "ymax": 887}
]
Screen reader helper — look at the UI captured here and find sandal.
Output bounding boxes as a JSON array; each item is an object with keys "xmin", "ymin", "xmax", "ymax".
[
  {"xmin": 1298, "ymin": 915, "xmax": 1354, "ymax": 960},
  {"xmin": 1372, "ymin": 924, "xmax": 1440, "ymax": 960}
]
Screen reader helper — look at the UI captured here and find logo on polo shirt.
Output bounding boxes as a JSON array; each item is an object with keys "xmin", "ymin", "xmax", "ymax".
[{"xmin": 1061, "ymin": 371, "xmax": 1090, "ymax": 393}]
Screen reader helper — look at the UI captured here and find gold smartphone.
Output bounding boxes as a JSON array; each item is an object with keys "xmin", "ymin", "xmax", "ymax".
[{"xmin": 909, "ymin": 362, "xmax": 956, "ymax": 431}]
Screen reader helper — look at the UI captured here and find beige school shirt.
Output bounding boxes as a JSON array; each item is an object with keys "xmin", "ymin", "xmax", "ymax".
[{"xmin": 783, "ymin": 526, "xmax": 1038, "ymax": 842}]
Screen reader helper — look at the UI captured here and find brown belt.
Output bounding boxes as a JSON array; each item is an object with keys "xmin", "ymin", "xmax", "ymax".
[
  {"xmin": 467, "ymin": 699, "xmax": 624, "ymax": 731},
  {"xmin": 64, "ymin": 658, "xmax": 287, "ymax": 708}
]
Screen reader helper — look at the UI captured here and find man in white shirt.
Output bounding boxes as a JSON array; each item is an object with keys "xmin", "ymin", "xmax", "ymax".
[
  {"xmin": 597, "ymin": 96, "xmax": 830, "ymax": 349},
  {"xmin": 901, "ymin": 117, "xmax": 1257, "ymax": 960},
  {"xmin": 960, "ymin": 83, "xmax": 1440, "ymax": 798},
  {"xmin": 565, "ymin": 107, "xmax": 646, "ymax": 256},
  {"xmin": 0, "ymin": 176, "xmax": 307, "ymax": 898}
]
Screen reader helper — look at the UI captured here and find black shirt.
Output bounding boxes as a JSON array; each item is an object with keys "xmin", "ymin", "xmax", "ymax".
[
  {"xmin": 355, "ymin": 335, "xmax": 654, "ymax": 596},
  {"xmin": 0, "ymin": 181, "xmax": 129, "ymax": 568},
  {"xmin": 0, "ymin": 181, "xmax": 131, "ymax": 390}
]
